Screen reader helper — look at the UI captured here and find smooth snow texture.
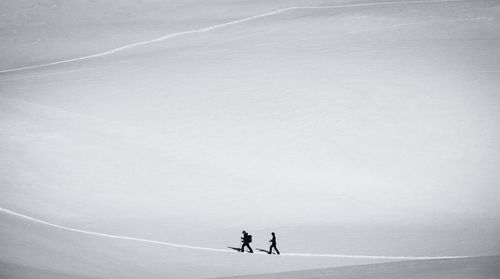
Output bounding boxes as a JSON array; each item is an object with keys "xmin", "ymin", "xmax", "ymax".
[
  {"xmin": 0, "ymin": 0, "xmax": 462, "ymax": 74},
  {"xmin": 0, "ymin": 207, "xmax": 472, "ymax": 260},
  {"xmin": 214, "ymin": 256, "xmax": 500, "ymax": 279},
  {"xmin": 2, "ymin": 0, "xmax": 500, "ymax": 277}
]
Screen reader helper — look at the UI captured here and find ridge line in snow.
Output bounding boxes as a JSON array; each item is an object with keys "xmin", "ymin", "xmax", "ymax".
[
  {"xmin": 0, "ymin": 0, "xmax": 463, "ymax": 74},
  {"xmin": 0, "ymin": 206, "xmax": 475, "ymax": 259}
]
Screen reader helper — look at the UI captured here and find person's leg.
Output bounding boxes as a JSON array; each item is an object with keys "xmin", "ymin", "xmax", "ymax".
[
  {"xmin": 248, "ymin": 244, "xmax": 253, "ymax": 253},
  {"xmin": 274, "ymin": 245, "xmax": 280, "ymax": 255},
  {"xmin": 268, "ymin": 245, "xmax": 272, "ymax": 254},
  {"xmin": 240, "ymin": 242, "xmax": 245, "ymax": 252}
]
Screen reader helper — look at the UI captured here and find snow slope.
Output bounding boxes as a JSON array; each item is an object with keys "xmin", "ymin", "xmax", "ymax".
[
  {"xmin": 1, "ymin": 213, "xmax": 393, "ymax": 279},
  {"xmin": 214, "ymin": 256, "xmax": 500, "ymax": 279},
  {"xmin": 1, "ymin": 0, "xmax": 500, "ymax": 278}
]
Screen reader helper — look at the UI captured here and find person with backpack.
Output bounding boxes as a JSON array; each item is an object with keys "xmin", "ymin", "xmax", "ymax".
[
  {"xmin": 240, "ymin": 231, "xmax": 253, "ymax": 253},
  {"xmin": 268, "ymin": 232, "xmax": 280, "ymax": 255}
]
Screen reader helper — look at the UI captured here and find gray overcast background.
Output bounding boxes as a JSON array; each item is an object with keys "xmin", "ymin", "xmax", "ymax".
[{"xmin": 1, "ymin": 0, "xmax": 499, "ymax": 278}]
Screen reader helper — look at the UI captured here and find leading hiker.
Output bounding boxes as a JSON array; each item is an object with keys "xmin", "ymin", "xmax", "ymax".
[{"xmin": 268, "ymin": 232, "xmax": 280, "ymax": 255}]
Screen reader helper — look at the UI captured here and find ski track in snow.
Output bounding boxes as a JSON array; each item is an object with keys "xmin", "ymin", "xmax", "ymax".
[
  {"xmin": 0, "ymin": 0, "xmax": 476, "ymax": 261},
  {"xmin": 0, "ymin": 206, "xmax": 474, "ymax": 260},
  {"xmin": 0, "ymin": 0, "xmax": 463, "ymax": 74}
]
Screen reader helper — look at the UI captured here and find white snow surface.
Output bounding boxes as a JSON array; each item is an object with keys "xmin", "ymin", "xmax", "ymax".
[
  {"xmin": 0, "ymin": 206, "xmax": 472, "ymax": 260},
  {"xmin": 214, "ymin": 256, "xmax": 500, "ymax": 279},
  {"xmin": 1, "ymin": 0, "xmax": 500, "ymax": 278},
  {"xmin": 0, "ymin": 0, "xmax": 463, "ymax": 73}
]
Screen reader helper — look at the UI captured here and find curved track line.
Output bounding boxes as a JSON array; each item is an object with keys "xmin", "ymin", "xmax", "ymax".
[
  {"xmin": 0, "ymin": 207, "xmax": 230, "ymax": 253},
  {"xmin": 0, "ymin": 0, "xmax": 462, "ymax": 74},
  {"xmin": 0, "ymin": 206, "xmax": 473, "ymax": 259}
]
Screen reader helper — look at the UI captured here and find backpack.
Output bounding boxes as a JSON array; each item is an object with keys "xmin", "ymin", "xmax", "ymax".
[{"xmin": 247, "ymin": 234, "xmax": 252, "ymax": 243}]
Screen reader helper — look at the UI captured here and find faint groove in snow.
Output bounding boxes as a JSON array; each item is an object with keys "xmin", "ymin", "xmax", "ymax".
[
  {"xmin": 0, "ymin": 97, "xmax": 118, "ymax": 125},
  {"xmin": 0, "ymin": 60, "xmax": 138, "ymax": 82},
  {"xmin": 0, "ymin": 206, "xmax": 473, "ymax": 259},
  {"xmin": 0, "ymin": 0, "xmax": 463, "ymax": 74}
]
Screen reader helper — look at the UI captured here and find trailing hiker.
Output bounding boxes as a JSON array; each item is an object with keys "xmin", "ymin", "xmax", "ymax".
[{"xmin": 241, "ymin": 231, "xmax": 253, "ymax": 253}]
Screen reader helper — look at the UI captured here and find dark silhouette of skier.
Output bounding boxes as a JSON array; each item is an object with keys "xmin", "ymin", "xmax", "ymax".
[
  {"xmin": 268, "ymin": 232, "xmax": 280, "ymax": 255},
  {"xmin": 241, "ymin": 231, "xmax": 253, "ymax": 253}
]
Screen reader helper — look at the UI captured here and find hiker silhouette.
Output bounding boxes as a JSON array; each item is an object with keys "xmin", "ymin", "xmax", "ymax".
[
  {"xmin": 268, "ymin": 232, "xmax": 280, "ymax": 255},
  {"xmin": 241, "ymin": 231, "xmax": 253, "ymax": 253}
]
